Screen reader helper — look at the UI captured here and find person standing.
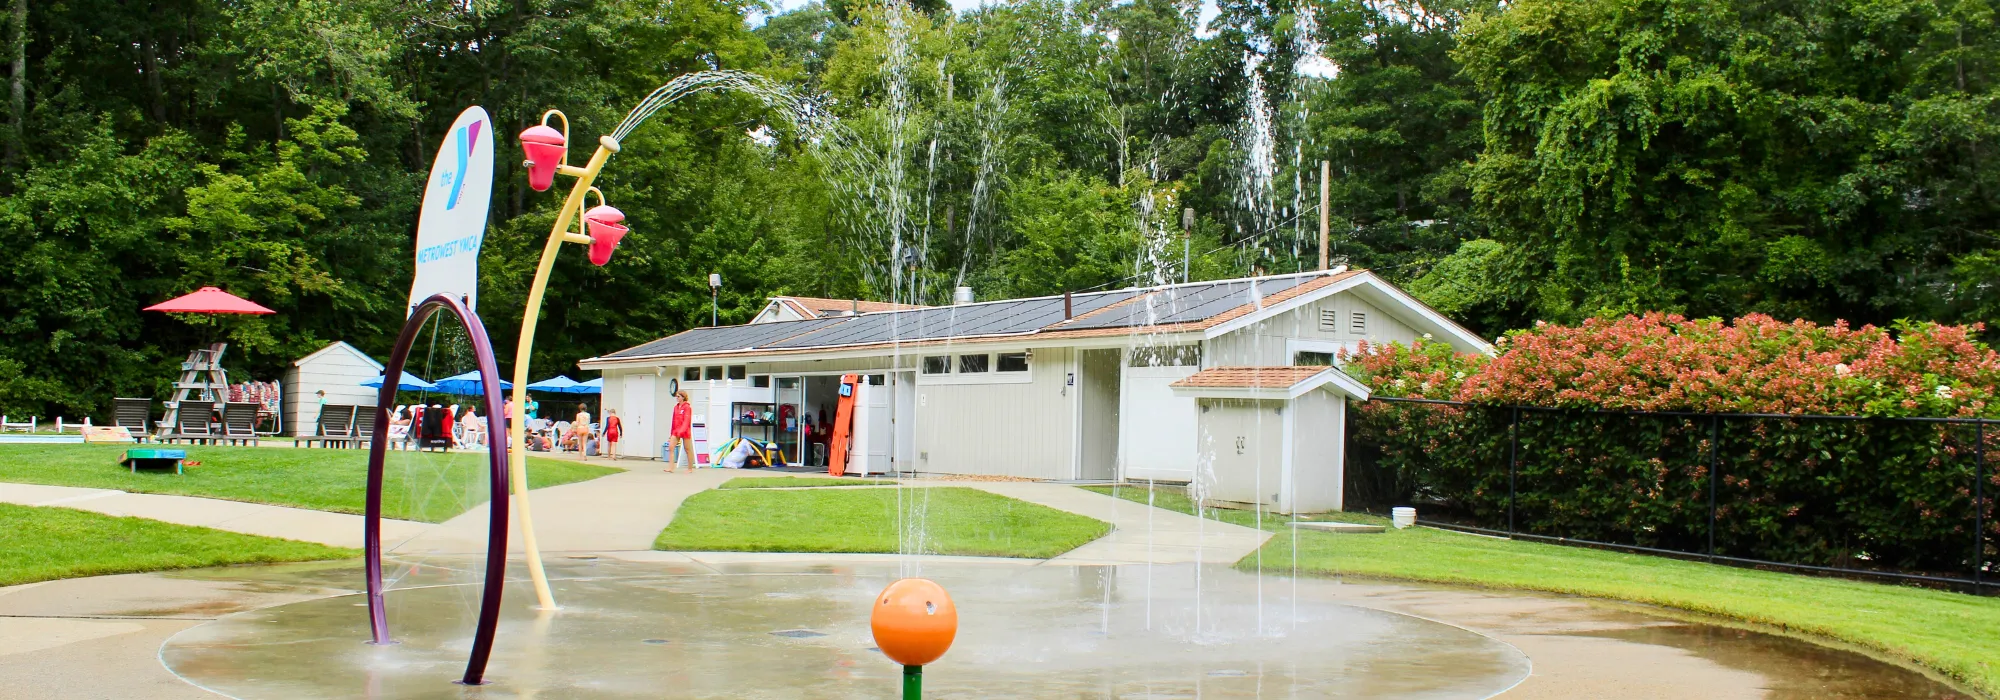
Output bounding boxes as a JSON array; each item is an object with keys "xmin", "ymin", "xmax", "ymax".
[
  {"xmin": 602, "ymin": 409, "xmax": 624, "ymax": 460},
  {"xmin": 571, "ymin": 403, "xmax": 594, "ymax": 461},
  {"xmin": 525, "ymin": 396, "xmax": 539, "ymax": 421},
  {"xmin": 313, "ymin": 390, "xmax": 327, "ymax": 434},
  {"xmin": 664, "ymin": 391, "xmax": 694, "ymax": 473}
]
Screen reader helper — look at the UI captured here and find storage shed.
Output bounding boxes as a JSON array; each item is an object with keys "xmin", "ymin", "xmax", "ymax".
[
  {"xmin": 282, "ymin": 341, "xmax": 384, "ymax": 437},
  {"xmin": 1170, "ymin": 366, "xmax": 1371, "ymax": 514}
]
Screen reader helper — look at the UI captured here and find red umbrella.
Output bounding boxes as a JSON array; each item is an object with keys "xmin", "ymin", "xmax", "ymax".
[{"xmin": 144, "ymin": 287, "xmax": 275, "ymax": 315}]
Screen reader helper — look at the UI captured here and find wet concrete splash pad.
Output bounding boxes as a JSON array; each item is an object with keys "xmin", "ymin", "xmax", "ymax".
[{"xmin": 161, "ymin": 558, "xmax": 1531, "ymax": 698}]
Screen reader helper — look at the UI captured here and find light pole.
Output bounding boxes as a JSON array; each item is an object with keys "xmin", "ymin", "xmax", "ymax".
[{"xmin": 709, "ymin": 273, "xmax": 721, "ymax": 327}]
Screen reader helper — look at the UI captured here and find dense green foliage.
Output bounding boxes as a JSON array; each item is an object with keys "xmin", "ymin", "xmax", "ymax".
[
  {"xmin": 654, "ymin": 485, "xmax": 1111, "ymax": 557},
  {"xmin": 1338, "ymin": 317, "xmax": 2000, "ymax": 575},
  {"xmin": 2, "ymin": 0, "xmax": 1993, "ymax": 420},
  {"xmin": 1086, "ymin": 486, "xmax": 2000, "ymax": 697},
  {"xmin": 0, "ymin": 444, "xmax": 615, "ymax": 522},
  {"xmin": 0, "ymin": 503, "xmax": 354, "ymax": 585}
]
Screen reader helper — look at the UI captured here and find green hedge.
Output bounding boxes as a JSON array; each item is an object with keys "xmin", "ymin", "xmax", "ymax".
[{"xmin": 1348, "ymin": 400, "xmax": 1996, "ymax": 578}]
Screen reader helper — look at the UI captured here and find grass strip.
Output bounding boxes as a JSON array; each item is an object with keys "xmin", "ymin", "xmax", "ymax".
[
  {"xmin": 716, "ymin": 476, "xmax": 895, "ymax": 489},
  {"xmin": 1082, "ymin": 484, "xmax": 2000, "ymax": 697},
  {"xmin": 0, "ymin": 444, "xmax": 618, "ymax": 523},
  {"xmin": 657, "ymin": 487, "xmax": 1110, "ymax": 558},
  {"xmin": 0, "ymin": 503, "xmax": 356, "ymax": 586}
]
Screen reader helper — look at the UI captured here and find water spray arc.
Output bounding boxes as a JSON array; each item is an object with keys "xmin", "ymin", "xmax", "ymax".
[{"xmin": 505, "ymin": 70, "xmax": 825, "ymax": 609}]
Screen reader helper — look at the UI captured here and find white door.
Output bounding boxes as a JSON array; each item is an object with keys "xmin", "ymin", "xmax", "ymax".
[
  {"xmin": 847, "ymin": 376, "xmax": 893, "ymax": 475},
  {"xmin": 1121, "ymin": 366, "xmax": 1200, "ymax": 482},
  {"xmin": 620, "ymin": 374, "xmax": 656, "ymax": 458}
]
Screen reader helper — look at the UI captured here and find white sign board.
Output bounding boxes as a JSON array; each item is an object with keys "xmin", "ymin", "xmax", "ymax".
[{"xmin": 408, "ymin": 106, "xmax": 494, "ymax": 314}]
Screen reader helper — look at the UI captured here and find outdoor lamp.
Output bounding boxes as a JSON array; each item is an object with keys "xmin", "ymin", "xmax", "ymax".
[{"xmin": 519, "ymin": 118, "xmax": 569, "ymax": 192}]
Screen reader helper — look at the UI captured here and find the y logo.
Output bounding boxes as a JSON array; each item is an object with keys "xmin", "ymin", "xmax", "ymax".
[{"xmin": 437, "ymin": 120, "xmax": 485, "ymax": 211}]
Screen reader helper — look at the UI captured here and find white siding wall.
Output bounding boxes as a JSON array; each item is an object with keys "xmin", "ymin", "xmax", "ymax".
[
  {"xmin": 1204, "ymin": 292, "xmax": 1421, "ymax": 367},
  {"xmin": 913, "ymin": 346, "xmax": 1076, "ymax": 480},
  {"xmin": 284, "ymin": 345, "xmax": 382, "ymax": 436},
  {"xmin": 1289, "ymin": 390, "xmax": 1346, "ymax": 513}
]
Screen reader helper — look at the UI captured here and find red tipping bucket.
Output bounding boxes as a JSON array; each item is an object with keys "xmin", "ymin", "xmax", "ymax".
[
  {"xmin": 584, "ymin": 205, "xmax": 628, "ymax": 266},
  {"xmin": 519, "ymin": 125, "xmax": 567, "ymax": 192}
]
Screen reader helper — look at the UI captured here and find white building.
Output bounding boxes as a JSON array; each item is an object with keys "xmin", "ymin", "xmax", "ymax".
[
  {"xmin": 282, "ymin": 341, "xmax": 383, "ymax": 437},
  {"xmin": 578, "ymin": 269, "xmax": 1490, "ymax": 512}
]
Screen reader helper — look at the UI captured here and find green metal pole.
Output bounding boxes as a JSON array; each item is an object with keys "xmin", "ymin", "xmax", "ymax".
[{"xmin": 902, "ymin": 665, "xmax": 922, "ymax": 699}]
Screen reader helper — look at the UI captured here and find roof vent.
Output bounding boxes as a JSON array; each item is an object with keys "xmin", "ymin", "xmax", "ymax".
[{"xmin": 954, "ymin": 286, "xmax": 975, "ymax": 305}]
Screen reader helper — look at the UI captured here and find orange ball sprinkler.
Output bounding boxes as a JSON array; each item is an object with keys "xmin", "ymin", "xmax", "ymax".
[{"xmin": 870, "ymin": 578, "xmax": 957, "ymax": 699}]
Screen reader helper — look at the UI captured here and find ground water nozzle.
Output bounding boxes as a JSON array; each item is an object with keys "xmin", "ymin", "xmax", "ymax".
[{"xmin": 871, "ymin": 578, "xmax": 957, "ymax": 699}]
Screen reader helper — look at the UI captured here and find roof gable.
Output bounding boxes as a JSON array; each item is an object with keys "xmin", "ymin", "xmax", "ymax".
[{"xmin": 293, "ymin": 341, "xmax": 385, "ymax": 370}]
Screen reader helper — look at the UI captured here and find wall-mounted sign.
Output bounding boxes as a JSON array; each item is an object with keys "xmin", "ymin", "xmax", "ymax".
[{"xmin": 408, "ymin": 106, "xmax": 494, "ymax": 314}]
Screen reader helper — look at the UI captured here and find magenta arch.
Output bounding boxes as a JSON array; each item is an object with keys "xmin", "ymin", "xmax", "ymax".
[{"xmin": 363, "ymin": 293, "xmax": 511, "ymax": 686}]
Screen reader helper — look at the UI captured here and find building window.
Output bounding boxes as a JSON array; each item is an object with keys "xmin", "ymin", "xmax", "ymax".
[
  {"xmin": 1295, "ymin": 351, "xmax": 1334, "ymax": 367},
  {"xmin": 683, "ymin": 367, "xmax": 700, "ymax": 381},
  {"xmin": 997, "ymin": 352, "xmax": 1029, "ymax": 372},
  {"xmin": 703, "ymin": 366, "xmax": 723, "ymax": 380},
  {"xmin": 752, "ymin": 375, "xmax": 771, "ymax": 388},
  {"xmin": 867, "ymin": 374, "xmax": 886, "ymax": 386},
  {"xmin": 1351, "ymin": 311, "xmax": 1369, "ymax": 335},
  {"xmin": 922, "ymin": 356, "xmax": 951, "ymax": 374},
  {"xmin": 727, "ymin": 365, "xmax": 747, "ymax": 380},
  {"xmin": 1317, "ymin": 308, "xmax": 1340, "ymax": 332},
  {"xmin": 958, "ymin": 354, "xmax": 990, "ymax": 373},
  {"xmin": 777, "ymin": 377, "xmax": 799, "ymax": 389},
  {"xmin": 1128, "ymin": 345, "xmax": 1201, "ymax": 367}
]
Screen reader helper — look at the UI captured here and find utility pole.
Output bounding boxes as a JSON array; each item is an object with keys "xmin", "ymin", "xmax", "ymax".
[
  {"xmin": 1318, "ymin": 160, "xmax": 1331, "ymax": 271},
  {"xmin": 1181, "ymin": 208, "xmax": 1195, "ymax": 284}
]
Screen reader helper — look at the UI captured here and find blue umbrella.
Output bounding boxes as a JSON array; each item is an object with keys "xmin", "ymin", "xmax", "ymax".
[
  {"xmin": 577, "ymin": 378, "xmax": 603, "ymax": 394},
  {"xmin": 526, "ymin": 375, "xmax": 586, "ymax": 393},
  {"xmin": 361, "ymin": 371, "xmax": 436, "ymax": 391},
  {"xmin": 430, "ymin": 370, "xmax": 514, "ymax": 396}
]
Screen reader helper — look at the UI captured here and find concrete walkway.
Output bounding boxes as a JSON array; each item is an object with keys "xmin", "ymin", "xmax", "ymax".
[
  {"xmin": 957, "ymin": 481, "xmax": 1272, "ymax": 565},
  {"xmin": 0, "ymin": 482, "xmax": 430, "ymax": 549},
  {"xmin": 0, "ymin": 467, "xmax": 1272, "ymax": 566}
]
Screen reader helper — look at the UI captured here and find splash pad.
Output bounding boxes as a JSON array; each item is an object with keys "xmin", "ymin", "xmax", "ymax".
[{"xmin": 161, "ymin": 558, "xmax": 1533, "ymax": 698}]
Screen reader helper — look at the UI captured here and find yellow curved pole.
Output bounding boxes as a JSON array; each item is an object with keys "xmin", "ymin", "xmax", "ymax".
[{"xmin": 508, "ymin": 134, "xmax": 620, "ymax": 610}]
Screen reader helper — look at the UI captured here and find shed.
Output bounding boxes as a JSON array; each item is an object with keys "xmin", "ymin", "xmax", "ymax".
[
  {"xmin": 1170, "ymin": 366, "xmax": 1371, "ymax": 514},
  {"xmin": 282, "ymin": 342, "xmax": 384, "ymax": 437}
]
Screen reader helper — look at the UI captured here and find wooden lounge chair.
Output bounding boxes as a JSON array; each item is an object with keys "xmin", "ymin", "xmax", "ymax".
[
  {"xmin": 350, "ymin": 408, "xmax": 378, "ymax": 449},
  {"xmin": 173, "ymin": 404, "xmax": 215, "ymax": 445},
  {"xmin": 299, "ymin": 405, "xmax": 358, "ymax": 448},
  {"xmin": 221, "ymin": 402, "xmax": 260, "ymax": 446},
  {"xmin": 113, "ymin": 398, "xmax": 154, "ymax": 443}
]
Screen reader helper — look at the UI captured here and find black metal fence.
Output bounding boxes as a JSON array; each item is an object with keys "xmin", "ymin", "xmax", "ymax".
[{"xmin": 1344, "ymin": 396, "xmax": 1998, "ymax": 593}]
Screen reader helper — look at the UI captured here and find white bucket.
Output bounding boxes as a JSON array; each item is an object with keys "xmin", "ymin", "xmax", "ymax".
[{"xmin": 1391, "ymin": 507, "xmax": 1417, "ymax": 529}]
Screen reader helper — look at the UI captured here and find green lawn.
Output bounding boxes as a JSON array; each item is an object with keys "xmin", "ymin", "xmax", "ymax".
[
  {"xmin": 0, "ymin": 503, "xmax": 355, "ymax": 586},
  {"xmin": 0, "ymin": 444, "xmax": 618, "ymax": 523},
  {"xmin": 716, "ymin": 476, "xmax": 895, "ymax": 489},
  {"xmin": 1083, "ymin": 485, "xmax": 2000, "ymax": 697},
  {"xmin": 656, "ymin": 487, "xmax": 1110, "ymax": 558}
]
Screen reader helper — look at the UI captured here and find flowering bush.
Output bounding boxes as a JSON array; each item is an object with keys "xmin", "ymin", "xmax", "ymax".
[{"xmin": 1341, "ymin": 314, "xmax": 1999, "ymax": 575}]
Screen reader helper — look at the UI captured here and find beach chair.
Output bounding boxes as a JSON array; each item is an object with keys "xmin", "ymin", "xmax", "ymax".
[
  {"xmin": 300, "ymin": 405, "xmax": 357, "ymax": 448},
  {"xmin": 173, "ymin": 405, "xmax": 215, "ymax": 445},
  {"xmin": 350, "ymin": 408, "xmax": 378, "ymax": 449},
  {"xmin": 115, "ymin": 398, "xmax": 154, "ymax": 440},
  {"xmin": 221, "ymin": 402, "xmax": 260, "ymax": 446}
]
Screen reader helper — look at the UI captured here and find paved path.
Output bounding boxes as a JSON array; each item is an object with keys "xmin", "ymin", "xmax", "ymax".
[
  {"xmin": 1, "ymin": 467, "xmax": 1272, "ymax": 566},
  {"xmin": 0, "ymin": 482, "xmax": 430, "ymax": 549}
]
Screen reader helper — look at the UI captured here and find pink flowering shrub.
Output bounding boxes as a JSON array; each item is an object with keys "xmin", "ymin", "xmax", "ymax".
[{"xmin": 1341, "ymin": 315, "xmax": 1999, "ymax": 574}]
